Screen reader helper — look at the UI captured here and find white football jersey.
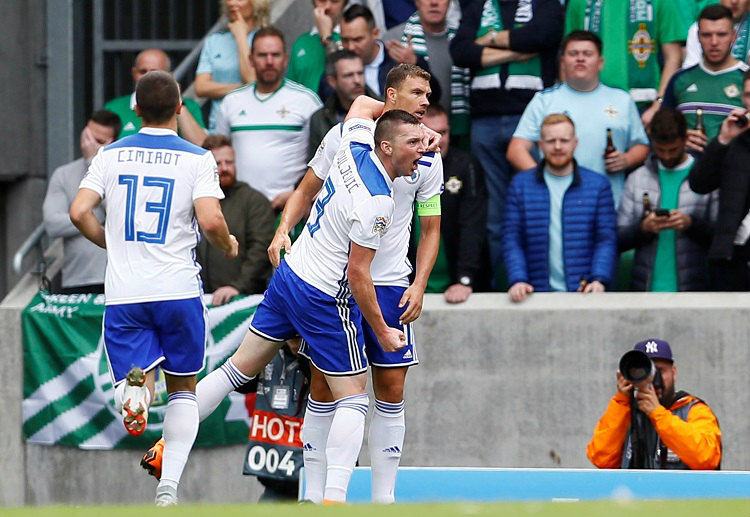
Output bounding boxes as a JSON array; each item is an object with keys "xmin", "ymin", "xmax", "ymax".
[
  {"xmin": 309, "ymin": 122, "xmax": 444, "ymax": 286},
  {"xmin": 285, "ymin": 118, "xmax": 395, "ymax": 298},
  {"xmin": 79, "ymin": 128, "xmax": 224, "ymax": 305},
  {"xmin": 214, "ymin": 79, "xmax": 322, "ymax": 201}
]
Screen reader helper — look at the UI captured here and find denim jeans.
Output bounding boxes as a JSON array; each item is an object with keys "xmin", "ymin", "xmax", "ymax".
[{"xmin": 471, "ymin": 114, "xmax": 523, "ymax": 287}]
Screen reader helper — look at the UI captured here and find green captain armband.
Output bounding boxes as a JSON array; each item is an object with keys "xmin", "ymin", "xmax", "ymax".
[{"xmin": 415, "ymin": 195, "xmax": 441, "ymax": 216}]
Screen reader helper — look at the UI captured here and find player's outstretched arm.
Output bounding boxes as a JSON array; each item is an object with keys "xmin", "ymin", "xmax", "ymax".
[
  {"xmin": 268, "ymin": 168, "xmax": 324, "ymax": 267},
  {"xmin": 69, "ymin": 188, "xmax": 106, "ymax": 248},
  {"xmin": 346, "ymin": 95, "xmax": 385, "ymax": 122},
  {"xmin": 348, "ymin": 242, "xmax": 406, "ymax": 352},
  {"xmin": 194, "ymin": 197, "xmax": 239, "ymax": 259}
]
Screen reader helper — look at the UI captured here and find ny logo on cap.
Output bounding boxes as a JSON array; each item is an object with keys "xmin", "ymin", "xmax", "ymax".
[{"xmin": 646, "ymin": 341, "xmax": 658, "ymax": 354}]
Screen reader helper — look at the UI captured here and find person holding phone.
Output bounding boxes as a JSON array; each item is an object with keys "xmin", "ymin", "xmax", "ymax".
[{"xmin": 617, "ymin": 108, "xmax": 718, "ymax": 292}]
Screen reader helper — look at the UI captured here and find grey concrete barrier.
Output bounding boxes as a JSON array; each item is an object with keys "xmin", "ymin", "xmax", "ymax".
[{"xmin": 2, "ymin": 291, "xmax": 749, "ymax": 505}]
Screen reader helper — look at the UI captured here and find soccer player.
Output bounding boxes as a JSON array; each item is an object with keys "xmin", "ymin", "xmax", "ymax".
[
  {"xmin": 69, "ymin": 71, "xmax": 238, "ymax": 507},
  {"xmin": 268, "ymin": 63, "xmax": 443, "ymax": 504},
  {"xmin": 144, "ymin": 97, "xmax": 427, "ymax": 503}
]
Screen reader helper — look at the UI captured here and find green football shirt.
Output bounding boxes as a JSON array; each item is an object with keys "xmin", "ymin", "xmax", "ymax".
[
  {"xmin": 104, "ymin": 93, "xmax": 206, "ymax": 139},
  {"xmin": 565, "ymin": 0, "xmax": 688, "ymax": 98},
  {"xmin": 663, "ymin": 61, "xmax": 749, "ymax": 141}
]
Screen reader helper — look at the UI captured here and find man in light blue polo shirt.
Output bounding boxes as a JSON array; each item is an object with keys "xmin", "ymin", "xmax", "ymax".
[{"xmin": 507, "ymin": 31, "xmax": 650, "ymax": 207}]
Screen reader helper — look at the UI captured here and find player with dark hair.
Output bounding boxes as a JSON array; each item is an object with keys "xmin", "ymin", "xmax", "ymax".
[{"xmin": 70, "ymin": 70, "xmax": 238, "ymax": 506}]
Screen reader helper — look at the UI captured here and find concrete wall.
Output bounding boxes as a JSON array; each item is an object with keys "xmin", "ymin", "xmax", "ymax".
[{"xmin": 2, "ymin": 289, "xmax": 748, "ymax": 506}]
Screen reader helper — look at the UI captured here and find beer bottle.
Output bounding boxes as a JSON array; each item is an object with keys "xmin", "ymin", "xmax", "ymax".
[
  {"xmin": 604, "ymin": 128, "xmax": 616, "ymax": 157},
  {"xmin": 694, "ymin": 108, "xmax": 706, "ymax": 135},
  {"xmin": 642, "ymin": 192, "xmax": 652, "ymax": 218}
]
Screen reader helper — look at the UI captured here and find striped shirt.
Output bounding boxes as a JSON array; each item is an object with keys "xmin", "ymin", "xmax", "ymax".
[
  {"xmin": 214, "ymin": 79, "xmax": 322, "ymax": 200},
  {"xmin": 663, "ymin": 61, "xmax": 749, "ymax": 141}
]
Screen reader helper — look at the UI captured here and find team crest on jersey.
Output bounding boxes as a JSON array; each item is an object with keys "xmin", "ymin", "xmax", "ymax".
[
  {"xmin": 372, "ymin": 216, "xmax": 390, "ymax": 235},
  {"xmin": 628, "ymin": 24, "xmax": 654, "ymax": 68},
  {"xmin": 445, "ymin": 176, "xmax": 462, "ymax": 194},
  {"xmin": 404, "ymin": 170, "xmax": 420, "ymax": 184},
  {"xmin": 277, "ymin": 106, "xmax": 290, "ymax": 118},
  {"xmin": 724, "ymin": 84, "xmax": 740, "ymax": 98}
]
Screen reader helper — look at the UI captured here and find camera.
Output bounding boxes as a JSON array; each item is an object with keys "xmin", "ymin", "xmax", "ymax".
[{"xmin": 619, "ymin": 349, "xmax": 663, "ymax": 391}]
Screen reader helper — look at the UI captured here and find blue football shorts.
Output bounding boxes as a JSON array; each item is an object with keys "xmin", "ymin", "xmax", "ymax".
[
  {"xmin": 250, "ymin": 260, "xmax": 367, "ymax": 376},
  {"xmin": 103, "ymin": 296, "xmax": 207, "ymax": 385},
  {"xmin": 362, "ymin": 285, "xmax": 418, "ymax": 368}
]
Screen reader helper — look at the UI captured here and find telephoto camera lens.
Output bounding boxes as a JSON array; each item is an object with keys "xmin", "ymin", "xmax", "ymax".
[{"xmin": 619, "ymin": 350, "xmax": 654, "ymax": 384}]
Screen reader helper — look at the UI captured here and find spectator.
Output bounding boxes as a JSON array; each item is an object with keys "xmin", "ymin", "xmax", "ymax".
[
  {"xmin": 508, "ymin": 31, "xmax": 650, "ymax": 208},
  {"xmin": 197, "ymin": 135, "xmax": 275, "ymax": 305},
  {"xmin": 308, "ymin": 50, "xmax": 376, "ymax": 161},
  {"xmin": 689, "ymin": 70, "xmax": 750, "ymax": 290},
  {"xmin": 287, "ymin": 0, "xmax": 348, "ymax": 95},
  {"xmin": 565, "ymin": 0, "xmax": 687, "ymax": 127},
  {"xmin": 104, "ymin": 48, "xmax": 207, "ymax": 145},
  {"xmin": 450, "ymin": 0, "xmax": 563, "ymax": 287},
  {"xmin": 340, "ymin": 4, "xmax": 397, "ymax": 97},
  {"xmin": 195, "ymin": 0, "xmax": 270, "ymax": 131},
  {"xmin": 504, "ymin": 114, "xmax": 617, "ymax": 302},
  {"xmin": 384, "ymin": 0, "xmax": 469, "ymax": 135},
  {"xmin": 618, "ymin": 109, "xmax": 717, "ymax": 292},
  {"xmin": 684, "ymin": 0, "xmax": 750, "ymax": 69},
  {"xmin": 663, "ymin": 5, "xmax": 750, "ymax": 153},
  {"xmin": 587, "ymin": 339, "xmax": 721, "ymax": 470},
  {"xmin": 43, "ymin": 110, "xmax": 120, "ymax": 294},
  {"xmin": 416, "ymin": 104, "xmax": 489, "ymax": 303},
  {"xmin": 215, "ymin": 27, "xmax": 322, "ymax": 211}
]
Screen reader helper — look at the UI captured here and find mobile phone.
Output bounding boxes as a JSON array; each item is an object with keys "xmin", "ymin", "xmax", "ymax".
[{"xmin": 654, "ymin": 208, "xmax": 670, "ymax": 217}]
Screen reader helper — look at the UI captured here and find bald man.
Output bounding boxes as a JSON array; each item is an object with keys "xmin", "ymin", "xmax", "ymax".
[{"xmin": 104, "ymin": 48, "xmax": 207, "ymax": 146}]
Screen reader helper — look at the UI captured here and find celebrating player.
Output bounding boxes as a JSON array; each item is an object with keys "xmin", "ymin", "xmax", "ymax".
[
  {"xmin": 69, "ymin": 70, "xmax": 238, "ymax": 507},
  {"xmin": 269, "ymin": 63, "xmax": 443, "ymax": 504},
  {"xmin": 143, "ymin": 96, "xmax": 427, "ymax": 503}
]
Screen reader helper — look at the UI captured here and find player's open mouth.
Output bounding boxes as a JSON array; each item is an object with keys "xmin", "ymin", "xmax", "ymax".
[{"xmin": 414, "ymin": 110, "xmax": 425, "ymax": 119}]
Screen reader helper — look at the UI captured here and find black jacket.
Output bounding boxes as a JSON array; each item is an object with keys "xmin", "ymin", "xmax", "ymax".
[
  {"xmin": 689, "ymin": 132, "xmax": 750, "ymax": 261},
  {"xmin": 449, "ymin": 0, "xmax": 563, "ymax": 116}
]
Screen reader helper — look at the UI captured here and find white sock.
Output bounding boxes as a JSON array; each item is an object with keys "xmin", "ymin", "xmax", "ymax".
[
  {"xmin": 324, "ymin": 393, "xmax": 369, "ymax": 503},
  {"xmin": 113, "ymin": 379, "xmax": 151, "ymax": 413},
  {"xmin": 301, "ymin": 398, "xmax": 337, "ymax": 504},
  {"xmin": 158, "ymin": 391, "xmax": 199, "ymax": 495},
  {"xmin": 368, "ymin": 399, "xmax": 405, "ymax": 504},
  {"xmin": 196, "ymin": 359, "xmax": 253, "ymax": 421}
]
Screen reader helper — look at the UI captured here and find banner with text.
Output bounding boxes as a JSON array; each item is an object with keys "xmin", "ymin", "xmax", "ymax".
[{"xmin": 22, "ymin": 291, "xmax": 262, "ymax": 450}]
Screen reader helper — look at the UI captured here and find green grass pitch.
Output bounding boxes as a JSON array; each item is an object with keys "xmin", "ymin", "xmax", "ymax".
[{"xmin": 3, "ymin": 500, "xmax": 749, "ymax": 517}]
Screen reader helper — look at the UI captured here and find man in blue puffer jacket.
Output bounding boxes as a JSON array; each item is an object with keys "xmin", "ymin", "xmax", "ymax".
[{"xmin": 504, "ymin": 113, "xmax": 617, "ymax": 302}]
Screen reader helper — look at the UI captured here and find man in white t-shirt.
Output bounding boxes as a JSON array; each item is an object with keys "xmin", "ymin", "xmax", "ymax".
[
  {"xmin": 269, "ymin": 63, "xmax": 442, "ymax": 504},
  {"xmin": 214, "ymin": 27, "xmax": 322, "ymax": 211},
  {"xmin": 70, "ymin": 71, "xmax": 238, "ymax": 507}
]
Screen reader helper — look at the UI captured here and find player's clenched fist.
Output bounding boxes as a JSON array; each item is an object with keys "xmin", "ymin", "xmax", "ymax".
[{"xmin": 377, "ymin": 327, "xmax": 407, "ymax": 353}]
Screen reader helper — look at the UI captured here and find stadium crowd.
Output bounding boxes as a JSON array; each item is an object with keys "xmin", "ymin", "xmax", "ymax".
[
  {"xmin": 53, "ymin": 0, "xmax": 748, "ymax": 505},
  {"xmin": 49, "ymin": 0, "xmax": 750, "ymax": 300}
]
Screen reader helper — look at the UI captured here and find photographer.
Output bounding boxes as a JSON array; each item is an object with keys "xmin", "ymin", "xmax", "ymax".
[{"xmin": 587, "ymin": 339, "xmax": 721, "ymax": 470}]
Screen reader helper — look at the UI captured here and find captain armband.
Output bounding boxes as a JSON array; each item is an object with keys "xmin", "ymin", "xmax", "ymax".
[{"xmin": 415, "ymin": 195, "xmax": 441, "ymax": 216}]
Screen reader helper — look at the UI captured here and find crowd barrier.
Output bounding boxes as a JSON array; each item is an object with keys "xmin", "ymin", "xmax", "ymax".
[{"xmin": 2, "ymin": 288, "xmax": 749, "ymax": 505}]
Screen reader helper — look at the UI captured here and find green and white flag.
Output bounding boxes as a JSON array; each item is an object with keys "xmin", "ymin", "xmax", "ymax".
[{"xmin": 22, "ymin": 291, "xmax": 263, "ymax": 449}]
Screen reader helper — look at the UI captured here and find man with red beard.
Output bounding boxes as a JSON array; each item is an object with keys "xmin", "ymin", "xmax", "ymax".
[
  {"xmin": 503, "ymin": 113, "xmax": 617, "ymax": 302},
  {"xmin": 196, "ymin": 135, "xmax": 275, "ymax": 304}
]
